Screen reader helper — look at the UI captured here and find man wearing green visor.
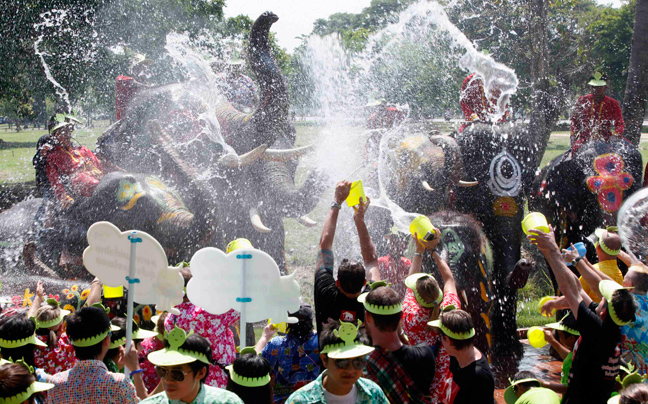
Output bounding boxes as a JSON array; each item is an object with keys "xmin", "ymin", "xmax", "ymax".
[
  {"xmin": 287, "ymin": 320, "xmax": 388, "ymax": 403},
  {"xmin": 141, "ymin": 326, "xmax": 242, "ymax": 404},
  {"xmin": 529, "ymin": 227, "xmax": 638, "ymax": 404},
  {"xmin": 570, "ymin": 72, "xmax": 625, "ymax": 153}
]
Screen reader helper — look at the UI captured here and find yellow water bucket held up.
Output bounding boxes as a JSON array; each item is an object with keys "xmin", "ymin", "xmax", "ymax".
[
  {"xmin": 227, "ymin": 238, "xmax": 253, "ymax": 253},
  {"xmin": 345, "ymin": 180, "xmax": 366, "ymax": 207},
  {"xmin": 267, "ymin": 319, "xmax": 288, "ymax": 333},
  {"xmin": 527, "ymin": 326, "xmax": 547, "ymax": 348},
  {"xmin": 538, "ymin": 296, "xmax": 555, "ymax": 317},
  {"xmin": 409, "ymin": 215, "xmax": 438, "ymax": 242},
  {"xmin": 522, "ymin": 212, "xmax": 550, "ymax": 236},
  {"xmin": 103, "ymin": 285, "xmax": 124, "ymax": 299}
]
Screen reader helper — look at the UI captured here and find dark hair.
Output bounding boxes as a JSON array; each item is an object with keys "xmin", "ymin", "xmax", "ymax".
[
  {"xmin": 163, "ymin": 333, "xmax": 213, "ymax": 382},
  {"xmin": 156, "ymin": 312, "xmax": 168, "ymax": 335},
  {"xmin": 365, "ymin": 286, "xmax": 402, "ymax": 332},
  {"xmin": 513, "ymin": 370, "xmax": 540, "ymax": 389},
  {"xmin": 225, "ymin": 353, "xmax": 273, "ymax": 404},
  {"xmin": 439, "ymin": 310, "xmax": 475, "ymax": 350},
  {"xmin": 35, "ymin": 302, "xmax": 63, "ymax": 348},
  {"xmin": 0, "ymin": 312, "xmax": 37, "ymax": 367},
  {"xmin": 619, "ymin": 383, "xmax": 648, "ymax": 404},
  {"xmin": 416, "ymin": 276, "xmax": 441, "ymax": 306},
  {"xmin": 286, "ymin": 307, "xmax": 314, "ymax": 344},
  {"xmin": 105, "ymin": 317, "xmax": 135, "ymax": 364},
  {"xmin": 627, "ymin": 267, "xmax": 648, "ymax": 293},
  {"xmin": 66, "ymin": 307, "xmax": 111, "ymax": 360},
  {"xmin": 611, "ymin": 289, "xmax": 638, "ymax": 324},
  {"xmin": 337, "ymin": 259, "xmax": 366, "ymax": 294},
  {"xmin": 0, "ymin": 363, "xmax": 42, "ymax": 403}
]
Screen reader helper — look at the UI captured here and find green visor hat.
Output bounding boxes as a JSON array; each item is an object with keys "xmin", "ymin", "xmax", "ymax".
[
  {"xmin": 599, "ymin": 280, "xmax": 634, "ymax": 326},
  {"xmin": 544, "ymin": 313, "xmax": 580, "ymax": 336},
  {"xmin": 594, "ymin": 229, "xmax": 620, "ymax": 256},
  {"xmin": 148, "ymin": 326, "xmax": 211, "ymax": 367},
  {"xmin": 588, "ymin": 71, "xmax": 608, "ymax": 87},
  {"xmin": 226, "ymin": 347, "xmax": 271, "ymax": 387},
  {"xmin": 109, "ymin": 336, "xmax": 126, "ymax": 350},
  {"xmin": 0, "ymin": 333, "xmax": 47, "ymax": 348},
  {"xmin": 0, "ymin": 359, "xmax": 55, "ymax": 404},
  {"xmin": 404, "ymin": 273, "xmax": 442, "ymax": 308},
  {"xmin": 34, "ymin": 299, "xmax": 71, "ymax": 329},
  {"xmin": 70, "ymin": 324, "xmax": 120, "ymax": 347},
  {"xmin": 504, "ymin": 378, "xmax": 540, "ymax": 404},
  {"xmin": 320, "ymin": 320, "xmax": 375, "ymax": 359},
  {"xmin": 357, "ymin": 282, "xmax": 403, "ymax": 315},
  {"xmin": 428, "ymin": 319, "xmax": 475, "ymax": 340},
  {"xmin": 132, "ymin": 328, "xmax": 158, "ymax": 340}
]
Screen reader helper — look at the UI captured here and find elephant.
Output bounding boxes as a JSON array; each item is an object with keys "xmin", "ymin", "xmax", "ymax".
[
  {"xmin": 529, "ymin": 138, "xmax": 644, "ymax": 251},
  {"xmin": 450, "ymin": 122, "xmax": 538, "ymax": 360}
]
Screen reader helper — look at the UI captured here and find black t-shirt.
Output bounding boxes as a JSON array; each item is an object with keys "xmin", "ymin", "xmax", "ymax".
[
  {"xmin": 392, "ymin": 344, "xmax": 436, "ymax": 394},
  {"xmin": 449, "ymin": 353, "xmax": 495, "ymax": 404},
  {"xmin": 314, "ymin": 249, "xmax": 365, "ymax": 343},
  {"xmin": 562, "ymin": 301, "xmax": 622, "ymax": 404}
]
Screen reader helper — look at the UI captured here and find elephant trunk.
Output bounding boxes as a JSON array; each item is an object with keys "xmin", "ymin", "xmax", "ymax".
[{"xmin": 260, "ymin": 160, "xmax": 325, "ymax": 219}]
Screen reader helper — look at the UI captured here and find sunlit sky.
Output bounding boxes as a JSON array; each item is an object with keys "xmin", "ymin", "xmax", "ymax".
[{"xmin": 224, "ymin": 0, "xmax": 625, "ymax": 53}]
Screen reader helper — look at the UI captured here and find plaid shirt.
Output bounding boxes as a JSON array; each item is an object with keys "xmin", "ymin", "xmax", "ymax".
[
  {"xmin": 47, "ymin": 360, "xmax": 138, "ymax": 404},
  {"xmin": 286, "ymin": 370, "xmax": 388, "ymax": 404},
  {"xmin": 365, "ymin": 347, "xmax": 433, "ymax": 404}
]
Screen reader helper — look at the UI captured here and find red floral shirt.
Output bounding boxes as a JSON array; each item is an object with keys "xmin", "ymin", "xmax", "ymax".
[
  {"xmin": 138, "ymin": 335, "xmax": 164, "ymax": 393},
  {"xmin": 34, "ymin": 333, "xmax": 77, "ymax": 375},
  {"xmin": 401, "ymin": 289, "xmax": 461, "ymax": 404},
  {"xmin": 164, "ymin": 302, "xmax": 240, "ymax": 388}
]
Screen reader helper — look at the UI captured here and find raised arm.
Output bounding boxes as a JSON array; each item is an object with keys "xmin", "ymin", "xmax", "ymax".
[
  {"xmin": 353, "ymin": 197, "xmax": 380, "ymax": 281},
  {"xmin": 319, "ymin": 181, "xmax": 351, "ymax": 251},
  {"xmin": 408, "ymin": 233, "xmax": 439, "ymax": 277},
  {"xmin": 528, "ymin": 228, "xmax": 585, "ymax": 318},
  {"xmin": 433, "ymin": 249, "xmax": 456, "ymax": 296},
  {"xmin": 618, "ymin": 250, "xmax": 640, "ymax": 267},
  {"xmin": 27, "ymin": 281, "xmax": 45, "ymax": 319}
]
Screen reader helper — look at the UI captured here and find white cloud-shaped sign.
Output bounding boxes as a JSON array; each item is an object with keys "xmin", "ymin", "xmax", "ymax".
[
  {"xmin": 83, "ymin": 221, "xmax": 184, "ymax": 315},
  {"xmin": 187, "ymin": 247, "xmax": 300, "ymax": 324}
]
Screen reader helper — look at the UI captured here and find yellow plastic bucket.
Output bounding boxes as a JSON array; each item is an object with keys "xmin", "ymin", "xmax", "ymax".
[
  {"xmin": 345, "ymin": 180, "xmax": 366, "ymax": 207},
  {"xmin": 538, "ymin": 296, "xmax": 555, "ymax": 317},
  {"xmin": 409, "ymin": 215, "xmax": 438, "ymax": 242},
  {"xmin": 527, "ymin": 326, "xmax": 547, "ymax": 348},
  {"xmin": 522, "ymin": 212, "xmax": 550, "ymax": 236},
  {"xmin": 267, "ymin": 318, "xmax": 288, "ymax": 333},
  {"xmin": 103, "ymin": 285, "xmax": 124, "ymax": 299},
  {"xmin": 227, "ymin": 238, "xmax": 253, "ymax": 253}
]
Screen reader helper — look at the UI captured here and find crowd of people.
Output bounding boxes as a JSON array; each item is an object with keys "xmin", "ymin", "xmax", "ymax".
[{"xmin": 1, "ymin": 63, "xmax": 646, "ymax": 403}]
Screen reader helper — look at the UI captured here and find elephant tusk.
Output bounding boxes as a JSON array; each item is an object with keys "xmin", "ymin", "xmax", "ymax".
[
  {"xmin": 421, "ymin": 180, "xmax": 434, "ymax": 192},
  {"xmin": 249, "ymin": 207, "xmax": 272, "ymax": 233},
  {"xmin": 458, "ymin": 180, "xmax": 479, "ymax": 187},
  {"xmin": 297, "ymin": 215, "xmax": 317, "ymax": 227},
  {"xmin": 261, "ymin": 144, "xmax": 314, "ymax": 162},
  {"xmin": 218, "ymin": 145, "xmax": 268, "ymax": 168}
]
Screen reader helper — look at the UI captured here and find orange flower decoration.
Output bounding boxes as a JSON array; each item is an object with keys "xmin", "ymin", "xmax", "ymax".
[
  {"xmin": 66, "ymin": 293, "xmax": 75, "ymax": 300},
  {"xmin": 62, "ymin": 289, "xmax": 70, "ymax": 295},
  {"xmin": 70, "ymin": 285, "xmax": 79, "ymax": 292},
  {"xmin": 133, "ymin": 314, "xmax": 140, "ymax": 325},
  {"xmin": 80, "ymin": 289, "xmax": 90, "ymax": 300},
  {"xmin": 63, "ymin": 304, "xmax": 75, "ymax": 313},
  {"xmin": 142, "ymin": 305, "xmax": 153, "ymax": 322},
  {"xmin": 22, "ymin": 289, "xmax": 35, "ymax": 307}
]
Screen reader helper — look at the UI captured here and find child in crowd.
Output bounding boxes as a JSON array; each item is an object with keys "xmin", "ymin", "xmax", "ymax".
[
  {"xmin": 402, "ymin": 232, "xmax": 459, "ymax": 404},
  {"xmin": 430, "ymin": 309, "xmax": 495, "ymax": 404},
  {"xmin": 542, "ymin": 314, "xmax": 580, "ymax": 394},
  {"xmin": 0, "ymin": 362, "xmax": 54, "ymax": 404},
  {"xmin": 141, "ymin": 326, "xmax": 243, "ymax": 404},
  {"xmin": 139, "ymin": 313, "xmax": 168, "ymax": 393},
  {"xmin": 0, "ymin": 310, "xmax": 48, "ymax": 379},
  {"xmin": 32, "ymin": 297, "xmax": 76, "ymax": 375},
  {"xmin": 286, "ymin": 320, "xmax": 388, "ymax": 403},
  {"xmin": 226, "ymin": 347, "xmax": 273, "ymax": 404},
  {"xmin": 504, "ymin": 371, "xmax": 560, "ymax": 404}
]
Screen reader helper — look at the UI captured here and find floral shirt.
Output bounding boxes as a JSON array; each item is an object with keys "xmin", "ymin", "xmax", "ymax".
[
  {"xmin": 377, "ymin": 255, "xmax": 411, "ymax": 299},
  {"xmin": 286, "ymin": 371, "xmax": 389, "ymax": 404},
  {"xmin": 140, "ymin": 384, "xmax": 243, "ymax": 404},
  {"xmin": 34, "ymin": 333, "xmax": 77, "ymax": 375},
  {"xmin": 139, "ymin": 335, "xmax": 165, "ymax": 392},
  {"xmin": 401, "ymin": 289, "xmax": 461, "ymax": 404},
  {"xmin": 261, "ymin": 332, "xmax": 321, "ymax": 403},
  {"xmin": 164, "ymin": 302, "xmax": 240, "ymax": 388},
  {"xmin": 621, "ymin": 294, "xmax": 648, "ymax": 375},
  {"xmin": 47, "ymin": 360, "xmax": 138, "ymax": 404}
]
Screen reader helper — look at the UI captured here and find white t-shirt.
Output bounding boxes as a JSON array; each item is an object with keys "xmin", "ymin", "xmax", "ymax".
[{"xmin": 323, "ymin": 384, "xmax": 358, "ymax": 404}]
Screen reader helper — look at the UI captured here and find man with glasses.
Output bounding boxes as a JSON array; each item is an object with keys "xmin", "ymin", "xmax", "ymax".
[
  {"xmin": 287, "ymin": 320, "xmax": 388, "ymax": 403},
  {"xmin": 141, "ymin": 326, "xmax": 242, "ymax": 403}
]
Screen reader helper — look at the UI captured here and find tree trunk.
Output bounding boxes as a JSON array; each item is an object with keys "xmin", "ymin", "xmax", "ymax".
[{"xmin": 622, "ymin": 0, "xmax": 648, "ymax": 146}]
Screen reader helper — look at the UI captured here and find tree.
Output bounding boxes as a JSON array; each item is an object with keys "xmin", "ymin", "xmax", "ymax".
[{"xmin": 622, "ymin": 0, "xmax": 648, "ymax": 146}]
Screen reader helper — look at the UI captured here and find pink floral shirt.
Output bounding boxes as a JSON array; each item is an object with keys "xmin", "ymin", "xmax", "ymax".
[
  {"xmin": 164, "ymin": 302, "xmax": 240, "ymax": 388},
  {"xmin": 138, "ymin": 335, "xmax": 165, "ymax": 393},
  {"xmin": 401, "ymin": 288, "xmax": 461, "ymax": 404},
  {"xmin": 34, "ymin": 333, "xmax": 77, "ymax": 375}
]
